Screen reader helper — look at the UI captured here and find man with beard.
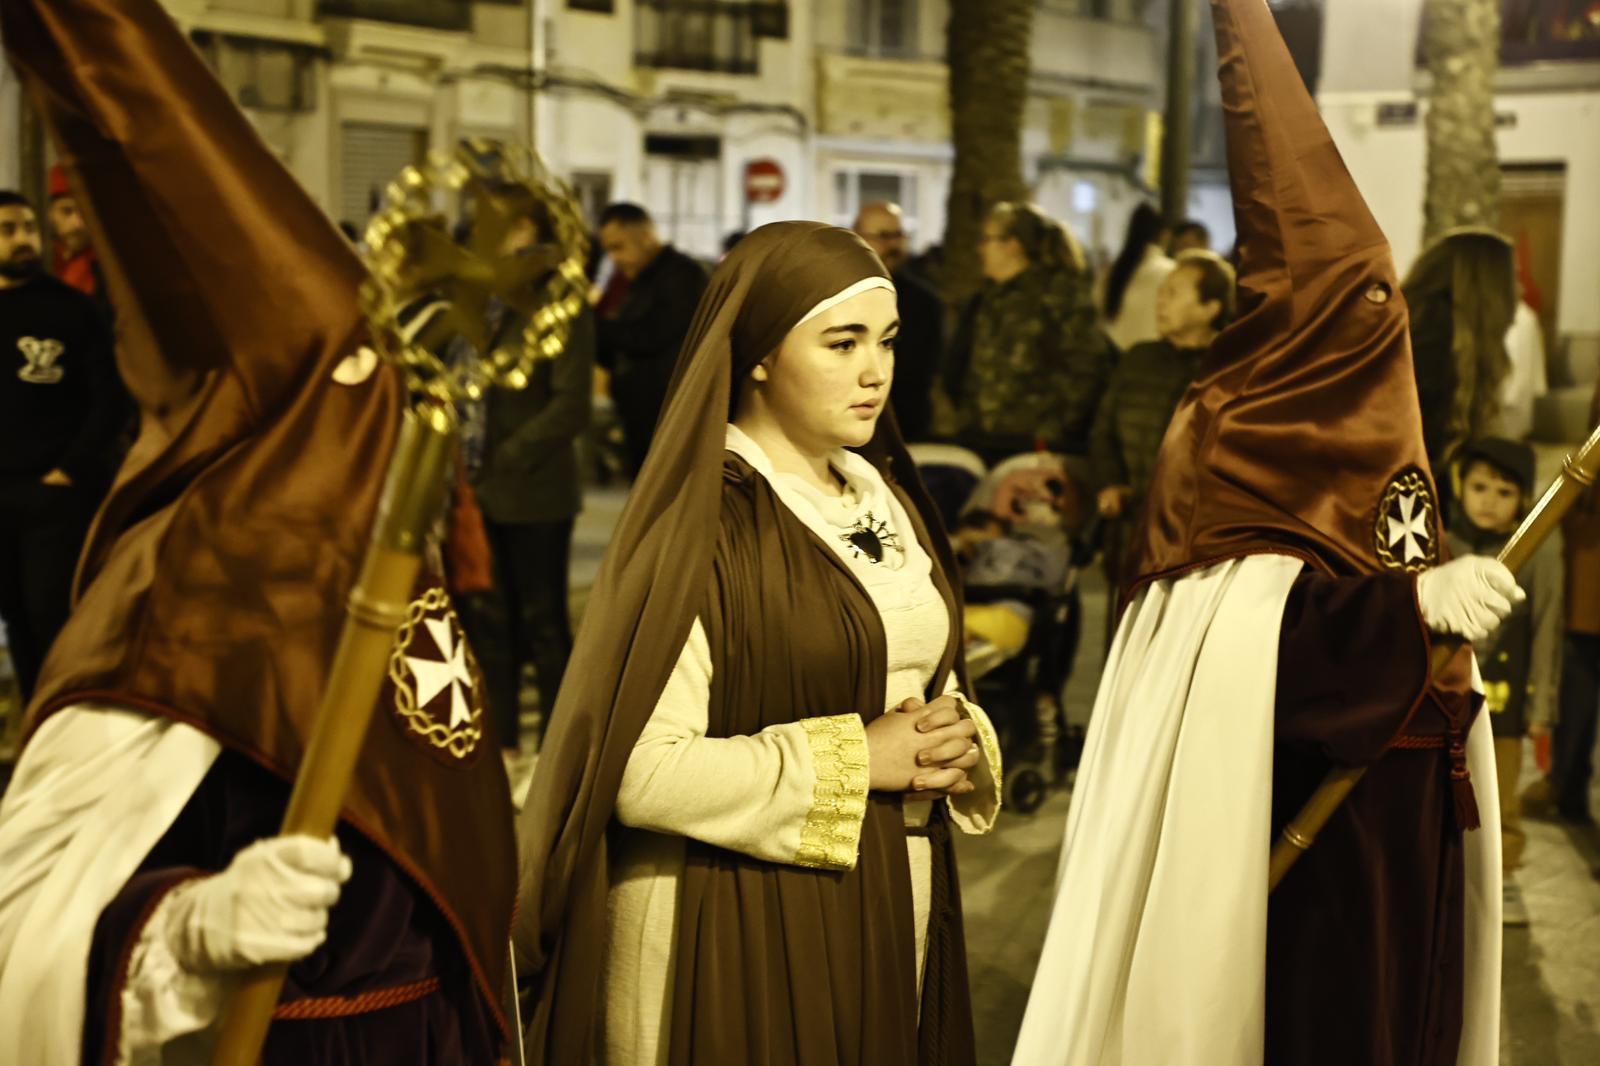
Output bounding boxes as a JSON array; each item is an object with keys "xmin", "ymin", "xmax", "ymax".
[
  {"xmin": 593, "ymin": 203, "xmax": 707, "ymax": 475},
  {"xmin": 854, "ymin": 201, "xmax": 944, "ymax": 441},
  {"xmin": 0, "ymin": 0, "xmax": 517, "ymax": 1057},
  {"xmin": 0, "ymin": 191, "xmax": 124, "ymax": 700}
]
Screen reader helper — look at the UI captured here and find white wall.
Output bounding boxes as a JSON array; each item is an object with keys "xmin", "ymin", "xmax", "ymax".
[
  {"xmin": 1183, "ymin": 179, "xmax": 1235, "ymax": 255},
  {"xmin": 1320, "ymin": 0, "xmax": 1423, "ymax": 95},
  {"xmin": 1320, "ymin": 90, "xmax": 1600, "ymax": 337},
  {"xmin": 1319, "ymin": 0, "xmax": 1600, "ymax": 336}
]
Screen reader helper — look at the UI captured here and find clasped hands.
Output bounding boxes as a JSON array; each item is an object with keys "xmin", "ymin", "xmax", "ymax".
[{"xmin": 864, "ymin": 694, "xmax": 981, "ymax": 800}]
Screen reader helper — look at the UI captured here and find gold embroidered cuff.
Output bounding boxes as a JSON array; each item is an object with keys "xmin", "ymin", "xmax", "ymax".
[
  {"xmin": 959, "ymin": 695, "xmax": 1004, "ymax": 802},
  {"xmin": 794, "ymin": 714, "xmax": 871, "ymax": 870},
  {"xmin": 949, "ymin": 693, "xmax": 1004, "ymax": 832}
]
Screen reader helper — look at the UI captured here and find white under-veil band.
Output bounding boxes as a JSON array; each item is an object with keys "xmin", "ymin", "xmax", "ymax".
[{"xmin": 794, "ymin": 277, "xmax": 896, "ymax": 328}]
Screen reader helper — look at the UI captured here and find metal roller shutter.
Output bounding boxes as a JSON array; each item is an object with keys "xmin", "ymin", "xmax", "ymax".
[{"xmin": 339, "ymin": 122, "xmax": 427, "ymax": 229}]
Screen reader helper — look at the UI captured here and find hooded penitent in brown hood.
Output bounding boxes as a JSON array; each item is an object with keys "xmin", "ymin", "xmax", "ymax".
[
  {"xmin": 1010, "ymin": 3, "xmax": 1503, "ymax": 1065},
  {"xmin": 514, "ymin": 221, "xmax": 991, "ymax": 1065},
  {"xmin": 0, "ymin": 0, "xmax": 514, "ymax": 1060},
  {"xmin": 1128, "ymin": 0, "xmax": 1441, "ymax": 587}
]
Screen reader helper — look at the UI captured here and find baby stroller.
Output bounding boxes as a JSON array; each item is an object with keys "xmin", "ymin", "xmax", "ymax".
[
  {"xmin": 918, "ymin": 449, "xmax": 1092, "ymax": 814},
  {"xmin": 905, "ymin": 443, "xmax": 987, "ymax": 532}
]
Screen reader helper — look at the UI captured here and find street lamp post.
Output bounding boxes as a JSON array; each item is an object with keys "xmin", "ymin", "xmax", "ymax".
[{"xmin": 1160, "ymin": 0, "xmax": 1196, "ymax": 223}]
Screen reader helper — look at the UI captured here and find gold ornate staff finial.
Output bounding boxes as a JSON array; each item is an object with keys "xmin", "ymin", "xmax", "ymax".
[
  {"xmin": 210, "ymin": 139, "xmax": 587, "ymax": 1066},
  {"xmin": 360, "ymin": 136, "xmax": 592, "ymax": 407}
]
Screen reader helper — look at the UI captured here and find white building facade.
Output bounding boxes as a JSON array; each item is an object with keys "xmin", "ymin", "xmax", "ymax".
[
  {"xmin": 1317, "ymin": 0, "xmax": 1599, "ymax": 436},
  {"xmin": 119, "ymin": 1, "xmax": 542, "ymax": 225},
  {"xmin": 4, "ymin": 1, "xmax": 1173, "ymax": 263},
  {"xmin": 538, "ymin": 0, "xmax": 1168, "ymax": 262}
]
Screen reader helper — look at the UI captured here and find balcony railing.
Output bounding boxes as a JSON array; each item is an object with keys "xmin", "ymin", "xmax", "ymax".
[
  {"xmin": 635, "ymin": 1, "xmax": 788, "ymax": 75},
  {"xmin": 317, "ymin": 0, "xmax": 471, "ymax": 31}
]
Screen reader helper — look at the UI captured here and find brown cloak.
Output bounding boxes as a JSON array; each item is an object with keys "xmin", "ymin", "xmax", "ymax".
[
  {"xmin": 1122, "ymin": 2, "xmax": 1484, "ymax": 1063},
  {"xmin": 2, "ymin": 0, "xmax": 515, "ymax": 1044},
  {"xmin": 513, "ymin": 222, "xmax": 976, "ymax": 1064}
]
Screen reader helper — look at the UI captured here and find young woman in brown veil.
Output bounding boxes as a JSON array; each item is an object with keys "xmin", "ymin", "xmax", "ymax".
[{"xmin": 513, "ymin": 221, "xmax": 1002, "ymax": 1065}]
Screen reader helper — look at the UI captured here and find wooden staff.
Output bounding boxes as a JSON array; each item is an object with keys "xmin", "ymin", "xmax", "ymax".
[
  {"xmin": 1269, "ymin": 422, "xmax": 1600, "ymax": 892},
  {"xmin": 209, "ymin": 404, "xmax": 457, "ymax": 1063}
]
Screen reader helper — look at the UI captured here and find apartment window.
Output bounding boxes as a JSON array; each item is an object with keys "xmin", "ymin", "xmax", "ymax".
[
  {"xmin": 831, "ymin": 168, "xmax": 920, "ymax": 245},
  {"xmin": 569, "ymin": 171, "xmax": 614, "ymax": 229},
  {"xmin": 637, "ymin": 2, "xmax": 786, "ymax": 74},
  {"xmin": 644, "ymin": 136, "xmax": 725, "ymax": 260},
  {"xmin": 1049, "ymin": 0, "xmax": 1145, "ymax": 20},
  {"xmin": 317, "ymin": 1, "xmax": 471, "ymax": 30},
  {"xmin": 568, "ymin": 0, "xmax": 615, "ymax": 12},
  {"xmin": 851, "ymin": 0, "xmax": 919, "ymax": 58},
  {"xmin": 191, "ymin": 32, "xmax": 318, "ymax": 114}
]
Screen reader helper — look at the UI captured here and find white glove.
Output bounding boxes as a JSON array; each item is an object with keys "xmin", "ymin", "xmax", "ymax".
[
  {"xmin": 1415, "ymin": 555, "xmax": 1526, "ymax": 644},
  {"xmin": 162, "ymin": 835, "xmax": 353, "ymax": 973}
]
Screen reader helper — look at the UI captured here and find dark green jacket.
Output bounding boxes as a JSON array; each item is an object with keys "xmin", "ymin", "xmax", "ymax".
[
  {"xmin": 1089, "ymin": 339, "xmax": 1204, "ymax": 501},
  {"xmin": 945, "ymin": 264, "xmax": 1111, "ymax": 454},
  {"xmin": 471, "ymin": 307, "xmax": 595, "ymax": 525}
]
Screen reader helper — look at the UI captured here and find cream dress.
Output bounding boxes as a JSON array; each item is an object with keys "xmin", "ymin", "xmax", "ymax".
[{"xmin": 602, "ymin": 425, "xmax": 1003, "ymax": 1065}]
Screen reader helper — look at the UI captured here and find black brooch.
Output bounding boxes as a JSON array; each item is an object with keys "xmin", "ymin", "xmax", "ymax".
[{"xmin": 841, "ymin": 511, "xmax": 902, "ymax": 564}]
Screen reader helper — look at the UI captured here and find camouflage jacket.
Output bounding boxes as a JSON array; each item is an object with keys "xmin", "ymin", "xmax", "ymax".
[
  {"xmin": 945, "ymin": 265, "xmax": 1112, "ymax": 453},
  {"xmin": 1089, "ymin": 340, "xmax": 1206, "ymax": 501}
]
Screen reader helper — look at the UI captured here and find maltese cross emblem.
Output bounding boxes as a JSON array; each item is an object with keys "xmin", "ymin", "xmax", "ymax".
[
  {"xmin": 389, "ymin": 587, "xmax": 485, "ymax": 760},
  {"xmin": 1375, "ymin": 469, "xmax": 1439, "ymax": 573}
]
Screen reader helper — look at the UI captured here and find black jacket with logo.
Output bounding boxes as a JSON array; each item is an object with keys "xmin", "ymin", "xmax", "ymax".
[{"xmin": 0, "ymin": 273, "xmax": 126, "ymax": 489}]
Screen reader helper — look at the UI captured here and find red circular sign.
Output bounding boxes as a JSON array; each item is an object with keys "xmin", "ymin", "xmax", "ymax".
[{"xmin": 744, "ymin": 158, "xmax": 786, "ymax": 204}]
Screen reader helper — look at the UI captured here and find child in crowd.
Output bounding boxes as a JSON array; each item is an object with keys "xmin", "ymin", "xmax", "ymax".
[
  {"xmin": 1089, "ymin": 251, "xmax": 1235, "ymax": 647},
  {"xmin": 1447, "ymin": 438, "xmax": 1564, "ymax": 926}
]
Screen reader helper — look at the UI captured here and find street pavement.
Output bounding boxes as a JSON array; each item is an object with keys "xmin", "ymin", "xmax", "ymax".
[
  {"xmin": 3, "ymin": 475, "xmax": 1592, "ymax": 1062},
  {"xmin": 956, "ymin": 562, "xmax": 1600, "ymax": 1066},
  {"xmin": 567, "ymin": 480, "xmax": 1600, "ymax": 1064}
]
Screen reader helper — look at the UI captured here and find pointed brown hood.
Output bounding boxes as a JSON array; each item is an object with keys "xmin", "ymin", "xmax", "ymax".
[
  {"xmin": 3, "ymin": 0, "xmax": 514, "ymax": 1042},
  {"xmin": 2, "ymin": 0, "xmax": 368, "ymax": 581},
  {"xmin": 1128, "ymin": 0, "xmax": 1442, "ymax": 590}
]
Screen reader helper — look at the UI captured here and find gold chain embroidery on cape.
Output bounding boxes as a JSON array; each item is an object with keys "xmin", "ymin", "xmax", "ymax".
[
  {"xmin": 955, "ymin": 694, "xmax": 1005, "ymax": 813},
  {"xmin": 388, "ymin": 587, "xmax": 486, "ymax": 759},
  {"xmin": 1374, "ymin": 468, "xmax": 1440, "ymax": 572}
]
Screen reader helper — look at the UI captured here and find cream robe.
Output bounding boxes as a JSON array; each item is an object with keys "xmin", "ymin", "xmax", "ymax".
[
  {"xmin": 0, "ymin": 705, "xmax": 224, "ymax": 1065},
  {"xmin": 1009, "ymin": 554, "xmax": 1501, "ymax": 1065}
]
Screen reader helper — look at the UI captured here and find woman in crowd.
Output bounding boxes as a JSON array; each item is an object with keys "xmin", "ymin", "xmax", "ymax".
[
  {"xmin": 1097, "ymin": 202, "xmax": 1176, "ymax": 353},
  {"xmin": 944, "ymin": 201, "xmax": 1111, "ymax": 461},
  {"xmin": 1090, "ymin": 250, "xmax": 1237, "ymax": 614},
  {"xmin": 513, "ymin": 221, "xmax": 1002, "ymax": 1066},
  {"xmin": 1402, "ymin": 227, "xmax": 1516, "ymax": 487}
]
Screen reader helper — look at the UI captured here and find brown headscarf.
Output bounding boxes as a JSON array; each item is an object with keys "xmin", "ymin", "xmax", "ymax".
[
  {"xmin": 4, "ymin": 0, "xmax": 515, "ymax": 1036},
  {"xmin": 1129, "ymin": 0, "xmax": 1443, "ymax": 590},
  {"xmin": 513, "ymin": 222, "xmax": 972, "ymax": 1062}
]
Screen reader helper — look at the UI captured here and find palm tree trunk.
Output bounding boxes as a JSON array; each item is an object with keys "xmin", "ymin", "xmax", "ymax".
[
  {"xmin": 1422, "ymin": 0, "xmax": 1502, "ymax": 241},
  {"xmin": 943, "ymin": 0, "xmax": 1035, "ymax": 308}
]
